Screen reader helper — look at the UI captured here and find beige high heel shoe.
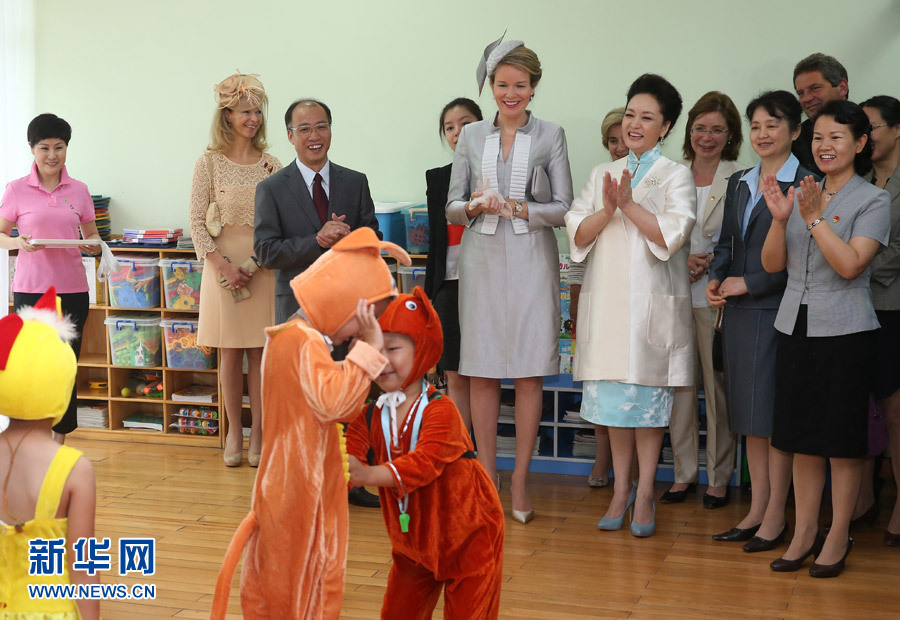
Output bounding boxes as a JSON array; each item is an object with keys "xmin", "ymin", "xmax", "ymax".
[
  {"xmin": 224, "ymin": 450, "xmax": 242, "ymax": 467},
  {"xmin": 511, "ymin": 508, "xmax": 534, "ymax": 524},
  {"xmin": 248, "ymin": 451, "xmax": 261, "ymax": 468},
  {"xmin": 224, "ymin": 433, "xmax": 243, "ymax": 467}
]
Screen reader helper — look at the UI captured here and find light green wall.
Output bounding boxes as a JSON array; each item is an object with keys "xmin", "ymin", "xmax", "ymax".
[{"xmin": 32, "ymin": 0, "xmax": 900, "ymax": 235}]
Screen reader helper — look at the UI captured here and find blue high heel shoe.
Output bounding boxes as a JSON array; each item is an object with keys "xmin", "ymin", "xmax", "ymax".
[
  {"xmin": 598, "ymin": 486, "xmax": 637, "ymax": 531},
  {"xmin": 631, "ymin": 499, "xmax": 656, "ymax": 537}
]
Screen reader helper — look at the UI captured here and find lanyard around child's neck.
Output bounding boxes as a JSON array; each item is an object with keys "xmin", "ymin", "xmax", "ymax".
[{"xmin": 378, "ymin": 380, "xmax": 428, "ymax": 534}]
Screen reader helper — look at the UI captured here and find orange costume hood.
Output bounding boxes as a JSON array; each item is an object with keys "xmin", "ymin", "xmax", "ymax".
[
  {"xmin": 377, "ymin": 287, "xmax": 442, "ymax": 389},
  {"xmin": 291, "ymin": 227, "xmax": 410, "ymax": 334}
]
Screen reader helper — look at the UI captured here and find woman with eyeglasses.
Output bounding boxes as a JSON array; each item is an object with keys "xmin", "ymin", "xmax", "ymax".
[
  {"xmin": 664, "ymin": 92, "xmax": 744, "ymax": 510},
  {"xmin": 762, "ymin": 100, "xmax": 889, "ymax": 577},
  {"xmin": 860, "ymin": 95, "xmax": 900, "ymax": 547},
  {"xmin": 566, "ymin": 74, "xmax": 695, "ymax": 538},
  {"xmin": 447, "ymin": 39, "xmax": 574, "ymax": 524},
  {"xmin": 425, "ymin": 97, "xmax": 483, "ymax": 430},
  {"xmin": 709, "ymin": 90, "xmax": 816, "ymax": 553},
  {"xmin": 188, "ymin": 72, "xmax": 281, "ymax": 467}
]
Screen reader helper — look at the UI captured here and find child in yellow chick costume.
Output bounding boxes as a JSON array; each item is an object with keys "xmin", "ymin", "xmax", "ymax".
[
  {"xmin": 211, "ymin": 228, "xmax": 410, "ymax": 620},
  {"xmin": 0, "ymin": 286, "xmax": 99, "ymax": 620}
]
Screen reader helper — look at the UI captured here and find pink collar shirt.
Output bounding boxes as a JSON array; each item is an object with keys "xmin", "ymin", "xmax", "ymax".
[{"xmin": 0, "ymin": 163, "xmax": 95, "ymax": 293}]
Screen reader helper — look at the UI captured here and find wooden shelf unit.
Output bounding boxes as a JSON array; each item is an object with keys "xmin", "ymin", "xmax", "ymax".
[{"xmin": 8, "ymin": 247, "xmax": 224, "ymax": 447}]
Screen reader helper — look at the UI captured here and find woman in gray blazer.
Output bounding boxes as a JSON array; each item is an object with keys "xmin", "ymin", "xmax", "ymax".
[
  {"xmin": 861, "ymin": 96, "xmax": 900, "ymax": 546},
  {"xmin": 447, "ymin": 39, "xmax": 573, "ymax": 524},
  {"xmin": 708, "ymin": 91, "xmax": 815, "ymax": 552},
  {"xmin": 762, "ymin": 100, "xmax": 890, "ymax": 577}
]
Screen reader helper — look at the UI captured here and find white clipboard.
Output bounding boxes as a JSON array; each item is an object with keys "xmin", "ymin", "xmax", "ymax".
[{"xmin": 27, "ymin": 238, "xmax": 101, "ymax": 248}]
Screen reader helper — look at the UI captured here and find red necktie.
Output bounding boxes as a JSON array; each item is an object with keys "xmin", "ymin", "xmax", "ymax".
[{"xmin": 313, "ymin": 173, "xmax": 328, "ymax": 225}]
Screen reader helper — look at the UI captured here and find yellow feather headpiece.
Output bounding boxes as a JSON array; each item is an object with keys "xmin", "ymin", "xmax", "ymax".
[{"xmin": 0, "ymin": 287, "xmax": 77, "ymax": 424}]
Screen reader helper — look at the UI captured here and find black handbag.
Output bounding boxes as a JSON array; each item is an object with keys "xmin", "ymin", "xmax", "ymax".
[{"xmin": 712, "ymin": 307, "xmax": 724, "ymax": 371}]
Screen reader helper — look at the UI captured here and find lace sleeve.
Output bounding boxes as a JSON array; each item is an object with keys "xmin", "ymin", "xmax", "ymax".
[{"xmin": 189, "ymin": 153, "xmax": 218, "ymax": 260}]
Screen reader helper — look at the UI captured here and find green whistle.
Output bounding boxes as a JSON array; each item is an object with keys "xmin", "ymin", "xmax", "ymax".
[{"xmin": 399, "ymin": 512, "xmax": 410, "ymax": 533}]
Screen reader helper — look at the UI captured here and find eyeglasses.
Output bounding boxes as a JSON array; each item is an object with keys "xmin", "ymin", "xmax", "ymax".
[
  {"xmin": 289, "ymin": 122, "xmax": 331, "ymax": 136},
  {"xmin": 691, "ymin": 127, "xmax": 728, "ymax": 137},
  {"xmin": 870, "ymin": 123, "xmax": 888, "ymax": 131}
]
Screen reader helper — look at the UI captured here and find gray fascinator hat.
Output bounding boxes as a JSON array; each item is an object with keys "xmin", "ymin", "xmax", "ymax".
[{"xmin": 476, "ymin": 31, "xmax": 525, "ymax": 95}]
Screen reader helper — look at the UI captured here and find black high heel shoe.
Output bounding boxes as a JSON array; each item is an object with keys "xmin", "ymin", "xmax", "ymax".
[
  {"xmin": 712, "ymin": 524, "xmax": 760, "ymax": 542},
  {"xmin": 742, "ymin": 524, "xmax": 788, "ymax": 553},
  {"xmin": 660, "ymin": 482, "xmax": 697, "ymax": 504},
  {"xmin": 770, "ymin": 533, "xmax": 825, "ymax": 572},
  {"xmin": 809, "ymin": 538, "xmax": 853, "ymax": 578}
]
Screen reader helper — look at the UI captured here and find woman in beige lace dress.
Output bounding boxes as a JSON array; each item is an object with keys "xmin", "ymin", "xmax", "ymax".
[{"xmin": 189, "ymin": 72, "xmax": 281, "ymax": 467}]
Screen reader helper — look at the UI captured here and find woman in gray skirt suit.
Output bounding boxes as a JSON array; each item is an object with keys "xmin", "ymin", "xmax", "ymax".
[
  {"xmin": 708, "ymin": 91, "xmax": 817, "ymax": 551},
  {"xmin": 446, "ymin": 39, "xmax": 573, "ymax": 523}
]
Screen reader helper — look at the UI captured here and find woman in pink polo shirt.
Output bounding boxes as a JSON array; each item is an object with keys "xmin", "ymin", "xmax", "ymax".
[{"xmin": 0, "ymin": 113, "xmax": 101, "ymax": 443}]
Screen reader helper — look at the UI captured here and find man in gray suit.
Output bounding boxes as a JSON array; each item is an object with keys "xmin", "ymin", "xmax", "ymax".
[
  {"xmin": 254, "ymin": 98, "xmax": 380, "ymax": 324},
  {"xmin": 254, "ymin": 99, "xmax": 383, "ymax": 509}
]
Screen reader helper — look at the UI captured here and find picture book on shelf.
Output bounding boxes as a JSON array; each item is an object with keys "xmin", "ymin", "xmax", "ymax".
[
  {"xmin": 172, "ymin": 384, "xmax": 218, "ymax": 403},
  {"xmin": 122, "ymin": 414, "xmax": 163, "ymax": 431}
]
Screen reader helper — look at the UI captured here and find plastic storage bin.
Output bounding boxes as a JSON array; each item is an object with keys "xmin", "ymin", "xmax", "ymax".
[
  {"xmin": 388, "ymin": 263, "xmax": 397, "ymax": 287},
  {"xmin": 159, "ymin": 258, "xmax": 203, "ymax": 310},
  {"xmin": 108, "ymin": 255, "xmax": 160, "ymax": 308},
  {"xmin": 405, "ymin": 206, "xmax": 429, "ymax": 254},
  {"xmin": 105, "ymin": 315, "xmax": 162, "ymax": 367},
  {"xmin": 397, "ymin": 265, "xmax": 426, "ymax": 293},
  {"xmin": 374, "ymin": 202, "xmax": 416, "ymax": 249},
  {"xmin": 160, "ymin": 318, "xmax": 216, "ymax": 370}
]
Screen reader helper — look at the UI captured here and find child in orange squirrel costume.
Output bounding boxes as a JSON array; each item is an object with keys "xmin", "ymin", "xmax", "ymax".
[
  {"xmin": 211, "ymin": 228, "xmax": 410, "ymax": 620},
  {"xmin": 345, "ymin": 287, "xmax": 505, "ymax": 620}
]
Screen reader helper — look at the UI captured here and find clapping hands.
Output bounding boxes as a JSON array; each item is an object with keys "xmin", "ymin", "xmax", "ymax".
[
  {"xmin": 601, "ymin": 169, "xmax": 635, "ymax": 215},
  {"xmin": 796, "ymin": 175, "xmax": 825, "ymax": 226}
]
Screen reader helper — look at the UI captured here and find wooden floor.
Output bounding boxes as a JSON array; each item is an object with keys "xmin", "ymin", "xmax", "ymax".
[{"xmin": 67, "ymin": 434, "xmax": 900, "ymax": 619}]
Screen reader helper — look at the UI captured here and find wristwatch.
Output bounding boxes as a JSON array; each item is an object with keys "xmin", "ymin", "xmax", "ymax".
[
  {"xmin": 806, "ymin": 216, "xmax": 827, "ymax": 231},
  {"xmin": 513, "ymin": 200, "xmax": 525, "ymax": 217}
]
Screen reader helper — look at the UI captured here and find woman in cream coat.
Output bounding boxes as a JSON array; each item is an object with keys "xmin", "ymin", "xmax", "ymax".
[{"xmin": 566, "ymin": 74, "xmax": 695, "ymax": 537}]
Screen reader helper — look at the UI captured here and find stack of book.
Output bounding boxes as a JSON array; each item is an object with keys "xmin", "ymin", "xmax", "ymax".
[
  {"xmin": 498, "ymin": 397, "xmax": 516, "ymax": 425},
  {"xmin": 563, "ymin": 407, "xmax": 584, "ymax": 423},
  {"xmin": 176, "ymin": 236, "xmax": 194, "ymax": 250},
  {"xmin": 76, "ymin": 402, "xmax": 108, "ymax": 428},
  {"xmin": 92, "ymin": 196, "xmax": 111, "ymax": 240},
  {"xmin": 172, "ymin": 384, "xmax": 218, "ymax": 404},
  {"xmin": 121, "ymin": 228, "xmax": 183, "ymax": 245},
  {"xmin": 122, "ymin": 414, "xmax": 163, "ymax": 431},
  {"xmin": 497, "ymin": 431, "xmax": 540, "ymax": 457},
  {"xmin": 572, "ymin": 429, "xmax": 596, "ymax": 457}
]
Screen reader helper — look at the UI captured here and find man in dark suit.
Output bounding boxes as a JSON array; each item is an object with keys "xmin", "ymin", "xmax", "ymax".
[
  {"xmin": 791, "ymin": 53, "xmax": 849, "ymax": 176},
  {"xmin": 254, "ymin": 98, "xmax": 381, "ymax": 508},
  {"xmin": 254, "ymin": 98, "xmax": 380, "ymax": 324}
]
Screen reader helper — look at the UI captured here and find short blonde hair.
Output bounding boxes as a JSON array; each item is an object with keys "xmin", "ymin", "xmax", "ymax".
[
  {"xmin": 208, "ymin": 96, "xmax": 269, "ymax": 153},
  {"xmin": 490, "ymin": 45, "xmax": 542, "ymax": 87},
  {"xmin": 601, "ymin": 107, "xmax": 626, "ymax": 149}
]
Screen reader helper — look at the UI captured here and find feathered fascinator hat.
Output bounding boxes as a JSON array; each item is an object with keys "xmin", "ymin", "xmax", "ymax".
[
  {"xmin": 0, "ymin": 287, "xmax": 77, "ymax": 425},
  {"xmin": 290, "ymin": 228, "xmax": 411, "ymax": 336},
  {"xmin": 377, "ymin": 287, "xmax": 443, "ymax": 389},
  {"xmin": 476, "ymin": 30, "xmax": 525, "ymax": 95},
  {"xmin": 214, "ymin": 70, "xmax": 266, "ymax": 110}
]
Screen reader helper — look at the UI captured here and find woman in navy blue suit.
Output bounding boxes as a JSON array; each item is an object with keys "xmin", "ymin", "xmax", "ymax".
[{"xmin": 708, "ymin": 91, "xmax": 817, "ymax": 552}]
